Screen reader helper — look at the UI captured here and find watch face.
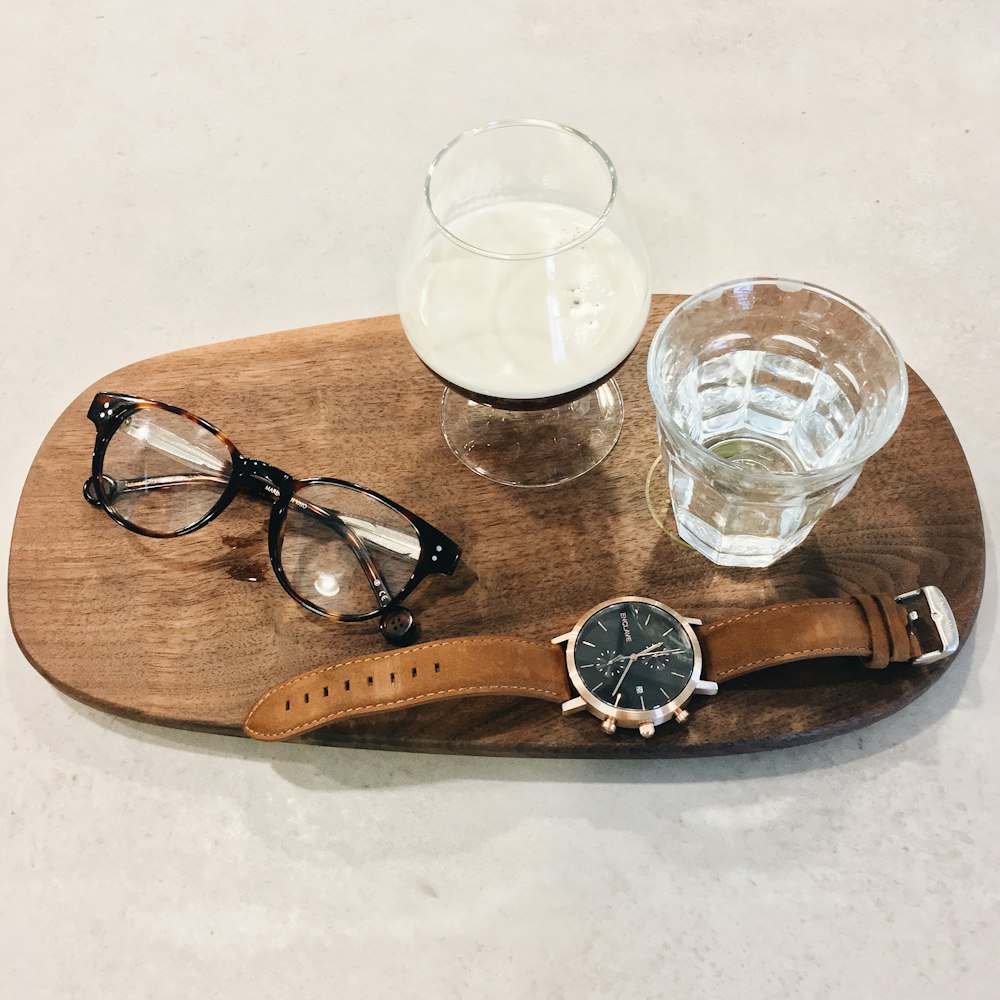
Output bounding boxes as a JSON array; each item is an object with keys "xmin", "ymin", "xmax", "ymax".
[{"xmin": 567, "ymin": 598, "xmax": 698, "ymax": 723}]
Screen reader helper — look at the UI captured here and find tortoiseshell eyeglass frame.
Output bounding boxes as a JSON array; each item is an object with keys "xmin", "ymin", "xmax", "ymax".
[{"xmin": 82, "ymin": 392, "xmax": 462, "ymax": 634}]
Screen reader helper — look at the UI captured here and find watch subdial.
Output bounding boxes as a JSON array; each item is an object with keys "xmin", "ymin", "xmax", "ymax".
[{"xmin": 590, "ymin": 650, "xmax": 625, "ymax": 679}]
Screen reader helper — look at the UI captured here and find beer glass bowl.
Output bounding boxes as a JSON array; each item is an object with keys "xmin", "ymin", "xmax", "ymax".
[{"xmin": 397, "ymin": 120, "xmax": 651, "ymax": 488}]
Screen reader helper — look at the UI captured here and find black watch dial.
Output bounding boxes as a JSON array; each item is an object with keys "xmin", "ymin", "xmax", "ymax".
[{"xmin": 571, "ymin": 600, "xmax": 696, "ymax": 713}]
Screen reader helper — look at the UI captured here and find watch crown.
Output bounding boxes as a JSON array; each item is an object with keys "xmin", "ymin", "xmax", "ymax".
[
  {"xmin": 673, "ymin": 708, "xmax": 690, "ymax": 724},
  {"xmin": 601, "ymin": 717, "xmax": 617, "ymax": 735},
  {"xmin": 638, "ymin": 722, "xmax": 656, "ymax": 738}
]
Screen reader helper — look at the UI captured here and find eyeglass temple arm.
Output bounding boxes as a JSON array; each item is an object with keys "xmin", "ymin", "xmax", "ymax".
[
  {"xmin": 83, "ymin": 472, "xmax": 232, "ymax": 507},
  {"xmin": 152, "ymin": 469, "xmax": 392, "ymax": 607},
  {"xmin": 90, "ymin": 474, "xmax": 433, "ymax": 566},
  {"xmin": 87, "ymin": 471, "xmax": 398, "ymax": 609},
  {"xmin": 87, "ymin": 472, "xmax": 414, "ymax": 555}
]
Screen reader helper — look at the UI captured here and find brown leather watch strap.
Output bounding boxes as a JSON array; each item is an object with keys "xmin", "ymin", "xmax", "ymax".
[
  {"xmin": 244, "ymin": 636, "xmax": 571, "ymax": 741},
  {"xmin": 698, "ymin": 592, "xmax": 927, "ymax": 683},
  {"xmin": 245, "ymin": 590, "xmax": 953, "ymax": 742}
]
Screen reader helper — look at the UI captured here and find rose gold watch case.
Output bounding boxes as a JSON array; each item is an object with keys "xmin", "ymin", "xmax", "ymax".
[{"xmin": 553, "ymin": 595, "xmax": 710, "ymax": 730}]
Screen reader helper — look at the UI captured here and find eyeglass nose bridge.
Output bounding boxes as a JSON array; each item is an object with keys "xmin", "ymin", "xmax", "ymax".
[{"xmin": 239, "ymin": 457, "xmax": 294, "ymax": 502}]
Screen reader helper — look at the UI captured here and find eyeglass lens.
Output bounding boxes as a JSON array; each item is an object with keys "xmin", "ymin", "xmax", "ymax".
[
  {"xmin": 101, "ymin": 407, "xmax": 233, "ymax": 534},
  {"xmin": 281, "ymin": 483, "xmax": 422, "ymax": 617}
]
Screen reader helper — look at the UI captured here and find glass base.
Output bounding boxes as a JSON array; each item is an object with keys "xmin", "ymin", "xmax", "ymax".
[
  {"xmin": 440, "ymin": 380, "xmax": 625, "ymax": 488},
  {"xmin": 645, "ymin": 454, "xmax": 815, "ymax": 567}
]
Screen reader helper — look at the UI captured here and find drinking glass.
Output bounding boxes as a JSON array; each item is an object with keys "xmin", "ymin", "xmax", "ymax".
[
  {"xmin": 397, "ymin": 119, "xmax": 651, "ymax": 487},
  {"xmin": 646, "ymin": 278, "xmax": 909, "ymax": 567}
]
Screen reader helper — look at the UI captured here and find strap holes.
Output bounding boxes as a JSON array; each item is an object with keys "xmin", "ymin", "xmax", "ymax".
[
  {"xmin": 323, "ymin": 686, "xmax": 329, "ymax": 697},
  {"xmin": 367, "ymin": 676, "xmax": 374, "ymax": 686},
  {"xmin": 412, "ymin": 667, "xmax": 418, "ymax": 677},
  {"xmin": 304, "ymin": 692, "xmax": 309, "ymax": 704},
  {"xmin": 344, "ymin": 680, "xmax": 350, "ymax": 692},
  {"xmin": 434, "ymin": 662, "xmax": 440, "ymax": 673},
  {"xmin": 390, "ymin": 672, "xmax": 395, "ymax": 683},
  {"xmin": 285, "ymin": 700, "xmax": 290, "ymax": 712}
]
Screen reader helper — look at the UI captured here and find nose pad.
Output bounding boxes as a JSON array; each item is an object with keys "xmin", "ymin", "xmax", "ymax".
[{"xmin": 380, "ymin": 606, "xmax": 418, "ymax": 647}]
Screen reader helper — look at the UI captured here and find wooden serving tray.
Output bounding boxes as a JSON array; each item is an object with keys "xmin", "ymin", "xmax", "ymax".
[{"xmin": 7, "ymin": 295, "xmax": 985, "ymax": 757}]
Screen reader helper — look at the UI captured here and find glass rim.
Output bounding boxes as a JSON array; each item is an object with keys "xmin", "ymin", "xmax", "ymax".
[
  {"xmin": 646, "ymin": 276, "xmax": 910, "ymax": 485},
  {"xmin": 423, "ymin": 118, "xmax": 619, "ymax": 261}
]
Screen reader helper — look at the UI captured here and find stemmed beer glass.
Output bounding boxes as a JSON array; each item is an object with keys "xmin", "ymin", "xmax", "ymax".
[{"xmin": 398, "ymin": 120, "xmax": 651, "ymax": 488}]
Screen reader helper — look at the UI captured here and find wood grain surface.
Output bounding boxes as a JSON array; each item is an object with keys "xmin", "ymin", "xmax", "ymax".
[{"xmin": 7, "ymin": 295, "xmax": 985, "ymax": 756}]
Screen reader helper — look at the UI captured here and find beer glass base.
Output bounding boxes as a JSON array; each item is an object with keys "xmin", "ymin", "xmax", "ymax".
[{"xmin": 440, "ymin": 379, "xmax": 625, "ymax": 488}]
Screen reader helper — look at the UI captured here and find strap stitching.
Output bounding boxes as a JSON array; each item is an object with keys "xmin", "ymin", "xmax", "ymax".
[
  {"xmin": 248, "ymin": 636, "xmax": 556, "ymax": 704},
  {"xmin": 245, "ymin": 681, "xmax": 565, "ymax": 739},
  {"xmin": 711, "ymin": 644, "xmax": 871, "ymax": 680},
  {"xmin": 244, "ymin": 636, "xmax": 564, "ymax": 739},
  {"xmin": 698, "ymin": 599, "xmax": 857, "ymax": 634}
]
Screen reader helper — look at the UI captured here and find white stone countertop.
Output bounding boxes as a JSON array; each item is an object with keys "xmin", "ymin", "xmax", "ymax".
[{"xmin": 3, "ymin": 3, "xmax": 998, "ymax": 998}]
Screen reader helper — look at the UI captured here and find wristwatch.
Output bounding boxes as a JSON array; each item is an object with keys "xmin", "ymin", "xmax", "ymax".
[{"xmin": 243, "ymin": 586, "xmax": 959, "ymax": 742}]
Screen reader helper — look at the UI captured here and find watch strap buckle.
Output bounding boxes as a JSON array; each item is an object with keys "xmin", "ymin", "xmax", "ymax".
[{"xmin": 895, "ymin": 586, "xmax": 960, "ymax": 665}]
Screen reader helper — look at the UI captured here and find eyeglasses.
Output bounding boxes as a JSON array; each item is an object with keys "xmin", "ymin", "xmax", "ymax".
[{"xmin": 82, "ymin": 392, "xmax": 461, "ymax": 644}]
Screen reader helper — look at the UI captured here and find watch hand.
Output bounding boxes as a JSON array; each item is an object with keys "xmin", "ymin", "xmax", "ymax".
[
  {"xmin": 610, "ymin": 659, "xmax": 635, "ymax": 699},
  {"xmin": 621, "ymin": 644, "xmax": 672, "ymax": 669},
  {"xmin": 609, "ymin": 645, "xmax": 663, "ymax": 699},
  {"xmin": 606, "ymin": 646, "xmax": 685, "ymax": 695}
]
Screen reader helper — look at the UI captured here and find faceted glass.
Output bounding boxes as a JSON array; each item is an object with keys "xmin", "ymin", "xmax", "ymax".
[{"xmin": 647, "ymin": 279, "xmax": 908, "ymax": 567}]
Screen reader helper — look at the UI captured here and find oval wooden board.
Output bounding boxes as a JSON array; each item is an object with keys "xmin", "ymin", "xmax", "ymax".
[{"xmin": 7, "ymin": 295, "xmax": 985, "ymax": 757}]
